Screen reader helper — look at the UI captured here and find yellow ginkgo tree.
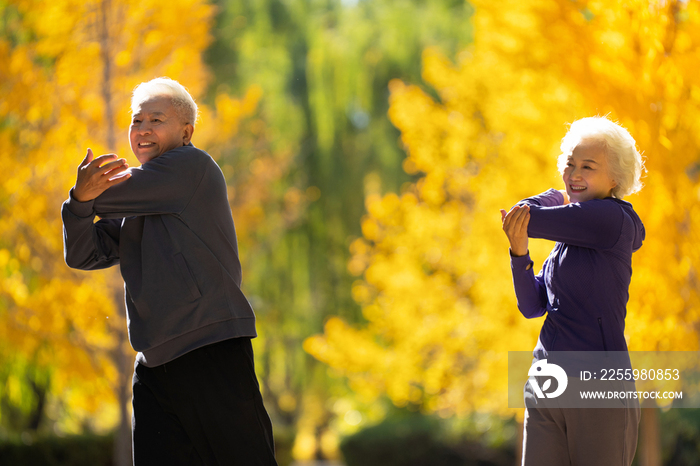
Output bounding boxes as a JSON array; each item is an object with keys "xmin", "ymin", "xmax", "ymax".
[
  {"xmin": 0, "ymin": 1, "xmax": 261, "ymax": 459},
  {"xmin": 306, "ymin": 0, "xmax": 700, "ymax": 422}
]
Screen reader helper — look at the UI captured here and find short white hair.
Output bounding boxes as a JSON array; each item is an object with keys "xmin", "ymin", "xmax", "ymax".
[
  {"xmin": 558, "ymin": 116, "xmax": 644, "ymax": 199},
  {"xmin": 131, "ymin": 77, "xmax": 198, "ymax": 125}
]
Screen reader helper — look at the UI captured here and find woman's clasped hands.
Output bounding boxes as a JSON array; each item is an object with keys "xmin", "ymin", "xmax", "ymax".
[{"xmin": 500, "ymin": 205, "xmax": 530, "ymax": 257}]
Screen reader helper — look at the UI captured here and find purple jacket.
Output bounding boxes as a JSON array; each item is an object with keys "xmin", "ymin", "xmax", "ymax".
[{"xmin": 510, "ymin": 189, "xmax": 645, "ymax": 359}]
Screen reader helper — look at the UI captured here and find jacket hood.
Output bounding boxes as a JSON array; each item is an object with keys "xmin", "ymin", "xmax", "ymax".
[{"xmin": 613, "ymin": 198, "xmax": 645, "ymax": 252}]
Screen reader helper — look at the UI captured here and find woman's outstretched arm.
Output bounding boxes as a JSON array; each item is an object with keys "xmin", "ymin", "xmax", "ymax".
[{"xmin": 519, "ymin": 189, "xmax": 624, "ymax": 250}]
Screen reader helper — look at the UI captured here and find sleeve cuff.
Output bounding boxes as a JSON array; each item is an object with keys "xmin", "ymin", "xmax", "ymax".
[
  {"xmin": 510, "ymin": 250, "xmax": 534, "ymax": 271},
  {"xmin": 65, "ymin": 188, "xmax": 96, "ymax": 218}
]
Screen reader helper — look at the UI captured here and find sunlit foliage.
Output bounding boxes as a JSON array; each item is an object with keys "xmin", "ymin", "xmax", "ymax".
[
  {"xmin": 306, "ymin": 0, "xmax": 700, "ymax": 417},
  {"xmin": 205, "ymin": 0, "xmax": 474, "ymax": 458},
  {"xmin": 0, "ymin": 0, "xmax": 259, "ymax": 436}
]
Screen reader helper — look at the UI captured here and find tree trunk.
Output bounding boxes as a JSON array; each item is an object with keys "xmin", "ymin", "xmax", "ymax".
[
  {"xmin": 99, "ymin": 1, "xmax": 131, "ymax": 463},
  {"xmin": 27, "ymin": 379, "xmax": 47, "ymax": 432},
  {"xmin": 111, "ymin": 283, "xmax": 133, "ymax": 466},
  {"xmin": 515, "ymin": 414, "xmax": 523, "ymax": 466},
  {"xmin": 99, "ymin": 0, "xmax": 115, "ymax": 150},
  {"xmin": 638, "ymin": 400, "xmax": 660, "ymax": 466}
]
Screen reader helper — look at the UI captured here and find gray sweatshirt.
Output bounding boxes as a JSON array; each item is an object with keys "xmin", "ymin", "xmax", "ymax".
[{"xmin": 62, "ymin": 143, "xmax": 256, "ymax": 367}]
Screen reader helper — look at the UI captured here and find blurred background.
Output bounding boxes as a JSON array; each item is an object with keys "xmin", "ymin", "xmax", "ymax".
[{"xmin": 1, "ymin": 0, "xmax": 700, "ymax": 464}]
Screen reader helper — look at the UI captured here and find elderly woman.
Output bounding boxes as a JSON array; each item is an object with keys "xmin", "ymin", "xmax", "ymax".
[{"xmin": 501, "ymin": 116, "xmax": 645, "ymax": 465}]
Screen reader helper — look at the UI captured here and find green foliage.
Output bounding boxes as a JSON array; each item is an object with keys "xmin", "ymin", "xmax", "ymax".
[
  {"xmin": 658, "ymin": 408, "xmax": 700, "ymax": 466},
  {"xmin": 272, "ymin": 426, "xmax": 295, "ymax": 466},
  {"xmin": 206, "ymin": 0, "xmax": 475, "ymax": 326},
  {"xmin": 203, "ymin": 0, "xmax": 475, "ymax": 456},
  {"xmin": 0, "ymin": 430, "xmax": 293, "ymax": 466},
  {"xmin": 339, "ymin": 411, "xmax": 515, "ymax": 466},
  {"xmin": 0, "ymin": 356, "xmax": 50, "ymax": 435},
  {"xmin": 0, "ymin": 434, "xmax": 113, "ymax": 466}
]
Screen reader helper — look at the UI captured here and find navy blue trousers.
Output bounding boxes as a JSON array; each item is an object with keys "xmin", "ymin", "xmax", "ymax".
[{"xmin": 132, "ymin": 338, "xmax": 277, "ymax": 465}]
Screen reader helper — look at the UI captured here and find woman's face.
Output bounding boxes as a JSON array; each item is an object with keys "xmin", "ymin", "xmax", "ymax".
[{"xmin": 562, "ymin": 138, "xmax": 617, "ymax": 203}]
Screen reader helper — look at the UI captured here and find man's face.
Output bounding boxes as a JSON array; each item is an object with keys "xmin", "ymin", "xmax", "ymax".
[{"xmin": 129, "ymin": 95, "xmax": 192, "ymax": 164}]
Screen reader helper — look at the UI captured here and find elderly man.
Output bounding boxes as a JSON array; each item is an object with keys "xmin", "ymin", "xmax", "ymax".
[{"xmin": 62, "ymin": 78, "xmax": 277, "ymax": 465}]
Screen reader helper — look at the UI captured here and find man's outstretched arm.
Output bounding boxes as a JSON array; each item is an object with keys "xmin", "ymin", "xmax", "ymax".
[{"xmin": 89, "ymin": 144, "xmax": 206, "ymax": 219}]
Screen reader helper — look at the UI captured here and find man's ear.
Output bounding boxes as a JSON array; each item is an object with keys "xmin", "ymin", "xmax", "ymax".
[{"xmin": 182, "ymin": 124, "xmax": 194, "ymax": 145}]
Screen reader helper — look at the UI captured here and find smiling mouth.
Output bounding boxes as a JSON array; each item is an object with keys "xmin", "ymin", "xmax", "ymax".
[
  {"xmin": 570, "ymin": 185, "xmax": 586, "ymax": 192},
  {"xmin": 138, "ymin": 142, "xmax": 155, "ymax": 147}
]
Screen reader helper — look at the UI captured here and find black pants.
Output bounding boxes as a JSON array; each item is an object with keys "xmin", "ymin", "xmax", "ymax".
[{"xmin": 132, "ymin": 338, "xmax": 278, "ymax": 465}]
